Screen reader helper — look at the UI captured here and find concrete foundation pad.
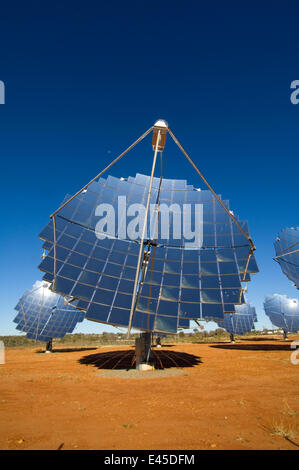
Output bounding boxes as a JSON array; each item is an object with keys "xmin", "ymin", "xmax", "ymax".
[{"xmin": 136, "ymin": 363, "xmax": 154, "ymax": 371}]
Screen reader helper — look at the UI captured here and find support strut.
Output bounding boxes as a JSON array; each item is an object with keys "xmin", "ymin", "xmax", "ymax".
[
  {"xmin": 135, "ymin": 332, "xmax": 154, "ymax": 370},
  {"xmin": 45, "ymin": 338, "xmax": 53, "ymax": 353}
]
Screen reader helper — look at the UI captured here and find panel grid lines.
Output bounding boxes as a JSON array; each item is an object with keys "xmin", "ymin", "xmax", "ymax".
[
  {"xmin": 14, "ymin": 281, "xmax": 85, "ymax": 341},
  {"xmin": 274, "ymin": 228, "xmax": 299, "ymax": 289},
  {"xmin": 38, "ymin": 173, "xmax": 259, "ymax": 334},
  {"xmin": 264, "ymin": 294, "xmax": 299, "ymax": 333}
]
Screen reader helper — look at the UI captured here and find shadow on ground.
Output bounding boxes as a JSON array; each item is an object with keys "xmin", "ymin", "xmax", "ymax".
[
  {"xmin": 79, "ymin": 349, "xmax": 202, "ymax": 370},
  {"xmin": 36, "ymin": 347, "xmax": 98, "ymax": 354},
  {"xmin": 209, "ymin": 342, "xmax": 292, "ymax": 351},
  {"xmin": 192, "ymin": 341, "xmax": 231, "ymax": 345},
  {"xmin": 239, "ymin": 337, "xmax": 284, "ymax": 342}
]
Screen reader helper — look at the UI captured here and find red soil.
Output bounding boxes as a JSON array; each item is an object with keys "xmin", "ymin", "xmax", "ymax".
[{"xmin": 0, "ymin": 338, "xmax": 299, "ymax": 450}]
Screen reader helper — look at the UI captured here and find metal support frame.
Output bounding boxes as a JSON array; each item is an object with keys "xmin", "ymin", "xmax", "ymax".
[
  {"xmin": 274, "ymin": 248, "xmax": 299, "ymax": 264},
  {"xmin": 47, "ymin": 120, "xmax": 257, "ymax": 342},
  {"xmin": 127, "ymin": 130, "xmax": 161, "ymax": 336}
]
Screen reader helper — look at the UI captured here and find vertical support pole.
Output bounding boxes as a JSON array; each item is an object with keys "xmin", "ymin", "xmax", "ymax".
[
  {"xmin": 127, "ymin": 130, "xmax": 161, "ymax": 336},
  {"xmin": 135, "ymin": 332, "xmax": 154, "ymax": 370},
  {"xmin": 45, "ymin": 338, "xmax": 53, "ymax": 353}
]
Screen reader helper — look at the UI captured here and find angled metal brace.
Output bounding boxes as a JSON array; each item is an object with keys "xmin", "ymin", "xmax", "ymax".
[
  {"xmin": 167, "ymin": 127, "xmax": 256, "ymax": 252},
  {"xmin": 51, "ymin": 125, "xmax": 153, "ymax": 290}
]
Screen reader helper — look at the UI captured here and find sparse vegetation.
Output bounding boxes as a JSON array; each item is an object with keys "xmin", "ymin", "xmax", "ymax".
[
  {"xmin": 0, "ymin": 336, "xmax": 45, "ymax": 348},
  {"xmin": 282, "ymin": 400, "xmax": 299, "ymax": 418},
  {"xmin": 269, "ymin": 421, "xmax": 298, "ymax": 441},
  {"xmin": 0, "ymin": 329, "xmax": 291, "ymax": 348}
]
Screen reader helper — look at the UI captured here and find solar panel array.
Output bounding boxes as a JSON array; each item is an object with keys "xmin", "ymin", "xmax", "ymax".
[
  {"xmin": 216, "ymin": 302, "xmax": 257, "ymax": 335},
  {"xmin": 274, "ymin": 227, "xmax": 299, "ymax": 289},
  {"xmin": 263, "ymin": 294, "xmax": 299, "ymax": 333},
  {"xmin": 38, "ymin": 173, "xmax": 258, "ymax": 334},
  {"xmin": 14, "ymin": 281, "xmax": 85, "ymax": 342}
]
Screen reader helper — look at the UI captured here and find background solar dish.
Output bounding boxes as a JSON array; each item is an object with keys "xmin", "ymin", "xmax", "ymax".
[
  {"xmin": 274, "ymin": 227, "xmax": 299, "ymax": 289},
  {"xmin": 216, "ymin": 302, "xmax": 257, "ymax": 335},
  {"xmin": 263, "ymin": 294, "xmax": 299, "ymax": 333},
  {"xmin": 13, "ymin": 281, "xmax": 85, "ymax": 342},
  {"xmin": 38, "ymin": 174, "xmax": 258, "ymax": 334}
]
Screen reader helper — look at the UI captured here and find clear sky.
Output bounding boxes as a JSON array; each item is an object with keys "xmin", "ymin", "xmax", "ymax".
[{"xmin": 0, "ymin": 1, "xmax": 298, "ymax": 335}]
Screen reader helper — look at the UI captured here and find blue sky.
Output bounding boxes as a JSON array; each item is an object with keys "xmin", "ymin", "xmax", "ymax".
[{"xmin": 0, "ymin": 1, "xmax": 298, "ymax": 335}]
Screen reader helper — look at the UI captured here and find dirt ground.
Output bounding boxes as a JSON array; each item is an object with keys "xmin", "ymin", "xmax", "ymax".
[{"xmin": 0, "ymin": 337, "xmax": 299, "ymax": 450}]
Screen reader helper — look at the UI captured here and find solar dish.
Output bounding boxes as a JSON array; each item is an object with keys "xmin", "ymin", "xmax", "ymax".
[
  {"xmin": 35, "ymin": 120, "xmax": 258, "ymax": 367},
  {"xmin": 38, "ymin": 172, "xmax": 258, "ymax": 334},
  {"xmin": 13, "ymin": 281, "xmax": 85, "ymax": 346},
  {"xmin": 216, "ymin": 302, "xmax": 257, "ymax": 341},
  {"xmin": 274, "ymin": 227, "xmax": 299, "ymax": 289},
  {"xmin": 263, "ymin": 294, "xmax": 299, "ymax": 335}
]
